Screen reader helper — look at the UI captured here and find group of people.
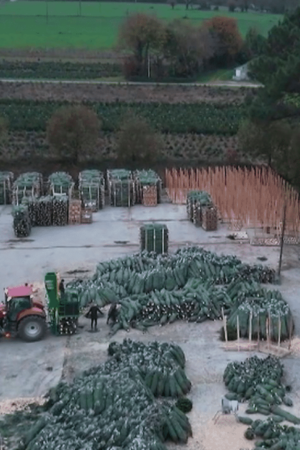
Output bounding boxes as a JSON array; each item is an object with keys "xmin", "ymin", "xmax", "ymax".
[{"xmin": 86, "ymin": 302, "xmax": 118, "ymax": 331}]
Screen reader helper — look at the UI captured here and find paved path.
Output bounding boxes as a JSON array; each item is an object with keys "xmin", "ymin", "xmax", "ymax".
[{"xmin": 0, "ymin": 78, "xmax": 262, "ymax": 87}]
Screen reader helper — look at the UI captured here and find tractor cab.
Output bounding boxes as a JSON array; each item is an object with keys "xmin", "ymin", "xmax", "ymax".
[
  {"xmin": 0, "ymin": 284, "xmax": 46, "ymax": 341},
  {"xmin": 3, "ymin": 285, "xmax": 44, "ymax": 322}
]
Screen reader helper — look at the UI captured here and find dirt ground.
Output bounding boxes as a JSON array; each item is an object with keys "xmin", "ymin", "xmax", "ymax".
[
  {"xmin": 1, "ymin": 203, "xmax": 300, "ymax": 450},
  {"xmin": 0, "ymin": 81, "xmax": 248, "ymax": 104}
]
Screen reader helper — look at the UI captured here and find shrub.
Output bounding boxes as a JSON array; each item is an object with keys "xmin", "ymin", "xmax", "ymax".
[{"xmin": 46, "ymin": 105, "xmax": 101, "ymax": 162}]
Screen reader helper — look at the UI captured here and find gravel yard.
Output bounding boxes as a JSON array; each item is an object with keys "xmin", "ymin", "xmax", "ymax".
[{"xmin": 1, "ymin": 203, "xmax": 300, "ymax": 450}]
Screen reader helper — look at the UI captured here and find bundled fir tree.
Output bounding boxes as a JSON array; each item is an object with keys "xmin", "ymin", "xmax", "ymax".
[
  {"xmin": 12, "ymin": 205, "xmax": 31, "ymax": 237},
  {"xmin": 53, "ymin": 196, "xmax": 68, "ymax": 226},
  {"xmin": 35, "ymin": 196, "xmax": 53, "ymax": 226}
]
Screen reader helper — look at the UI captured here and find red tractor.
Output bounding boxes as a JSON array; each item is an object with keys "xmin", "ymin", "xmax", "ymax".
[{"xmin": 0, "ymin": 285, "xmax": 47, "ymax": 342}]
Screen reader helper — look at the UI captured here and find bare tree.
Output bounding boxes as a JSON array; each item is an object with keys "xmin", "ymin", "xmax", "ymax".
[
  {"xmin": 164, "ymin": 20, "xmax": 216, "ymax": 77},
  {"xmin": 116, "ymin": 114, "xmax": 162, "ymax": 164},
  {"xmin": 47, "ymin": 105, "xmax": 101, "ymax": 162}
]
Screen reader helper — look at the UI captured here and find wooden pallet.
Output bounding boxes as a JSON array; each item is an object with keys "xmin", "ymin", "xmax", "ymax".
[
  {"xmin": 222, "ymin": 340, "xmax": 258, "ymax": 352},
  {"xmin": 81, "ymin": 209, "xmax": 93, "ymax": 224},
  {"xmin": 251, "ymin": 236, "xmax": 280, "ymax": 246},
  {"xmin": 142, "ymin": 185, "xmax": 158, "ymax": 206},
  {"xmin": 259, "ymin": 342, "xmax": 291, "ymax": 358},
  {"xmin": 69, "ymin": 199, "xmax": 82, "ymax": 225},
  {"xmin": 228, "ymin": 219, "xmax": 243, "ymax": 231},
  {"xmin": 202, "ymin": 207, "xmax": 218, "ymax": 231}
]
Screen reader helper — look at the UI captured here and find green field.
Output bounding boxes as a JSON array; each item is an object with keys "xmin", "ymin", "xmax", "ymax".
[{"xmin": 0, "ymin": 1, "xmax": 281, "ymax": 50}]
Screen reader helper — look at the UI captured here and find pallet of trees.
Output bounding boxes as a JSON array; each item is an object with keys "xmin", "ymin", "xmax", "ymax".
[
  {"xmin": 134, "ymin": 170, "xmax": 162, "ymax": 206},
  {"xmin": 12, "ymin": 205, "xmax": 31, "ymax": 237},
  {"xmin": 12, "ymin": 172, "xmax": 42, "ymax": 205},
  {"xmin": 34, "ymin": 196, "xmax": 53, "ymax": 226},
  {"xmin": 81, "ymin": 208, "xmax": 93, "ymax": 224},
  {"xmin": 48, "ymin": 172, "xmax": 74, "ymax": 197},
  {"xmin": 21, "ymin": 196, "xmax": 37, "ymax": 226},
  {"xmin": 107, "ymin": 169, "xmax": 135, "ymax": 207},
  {"xmin": 68, "ymin": 199, "xmax": 82, "ymax": 225},
  {"xmin": 53, "ymin": 195, "xmax": 68, "ymax": 226},
  {"xmin": 79, "ymin": 169, "xmax": 105, "ymax": 211},
  {"xmin": 0, "ymin": 171, "xmax": 13, "ymax": 205},
  {"xmin": 202, "ymin": 205, "xmax": 218, "ymax": 231},
  {"xmin": 140, "ymin": 223, "xmax": 169, "ymax": 254},
  {"xmin": 186, "ymin": 190, "xmax": 212, "ymax": 226}
]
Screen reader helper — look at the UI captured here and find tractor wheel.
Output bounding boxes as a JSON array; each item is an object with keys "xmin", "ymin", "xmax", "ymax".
[{"xmin": 18, "ymin": 316, "xmax": 47, "ymax": 342}]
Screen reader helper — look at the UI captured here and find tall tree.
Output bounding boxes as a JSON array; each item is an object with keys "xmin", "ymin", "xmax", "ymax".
[
  {"xmin": 249, "ymin": 7, "xmax": 300, "ymax": 95},
  {"xmin": 243, "ymin": 27, "xmax": 266, "ymax": 59},
  {"xmin": 164, "ymin": 20, "xmax": 216, "ymax": 77},
  {"xmin": 118, "ymin": 13, "xmax": 166, "ymax": 77},
  {"xmin": 204, "ymin": 16, "xmax": 243, "ymax": 65}
]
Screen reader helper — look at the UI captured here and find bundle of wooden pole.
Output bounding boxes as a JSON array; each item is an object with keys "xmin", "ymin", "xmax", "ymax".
[{"xmin": 165, "ymin": 167, "xmax": 300, "ymax": 234}]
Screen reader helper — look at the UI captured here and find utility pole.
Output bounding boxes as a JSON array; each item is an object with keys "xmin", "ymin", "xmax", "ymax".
[
  {"xmin": 46, "ymin": 0, "xmax": 49, "ymax": 24},
  {"xmin": 278, "ymin": 199, "xmax": 287, "ymax": 277},
  {"xmin": 79, "ymin": 0, "xmax": 82, "ymax": 16}
]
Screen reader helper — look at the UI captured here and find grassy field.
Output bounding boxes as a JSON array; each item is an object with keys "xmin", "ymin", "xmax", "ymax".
[{"xmin": 0, "ymin": 1, "xmax": 281, "ymax": 49}]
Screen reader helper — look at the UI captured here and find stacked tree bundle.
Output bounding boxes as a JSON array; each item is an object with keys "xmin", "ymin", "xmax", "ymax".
[
  {"xmin": 48, "ymin": 172, "xmax": 74, "ymax": 197},
  {"xmin": 67, "ymin": 247, "xmax": 286, "ymax": 337},
  {"xmin": 79, "ymin": 169, "xmax": 105, "ymax": 211},
  {"xmin": 12, "ymin": 205, "xmax": 31, "ymax": 237},
  {"xmin": 69, "ymin": 199, "xmax": 82, "ymax": 224},
  {"xmin": 12, "ymin": 172, "xmax": 42, "ymax": 205},
  {"xmin": 0, "ymin": 171, "xmax": 13, "ymax": 205},
  {"xmin": 202, "ymin": 206, "xmax": 218, "ymax": 231},
  {"xmin": 186, "ymin": 191, "xmax": 213, "ymax": 227},
  {"xmin": 242, "ymin": 418, "xmax": 300, "ymax": 447},
  {"xmin": 224, "ymin": 356, "xmax": 300, "ymax": 425},
  {"xmin": 35, "ymin": 196, "xmax": 53, "ymax": 226},
  {"xmin": 134, "ymin": 170, "xmax": 162, "ymax": 206},
  {"xmin": 140, "ymin": 224, "xmax": 169, "ymax": 254},
  {"xmin": 21, "ymin": 196, "xmax": 37, "ymax": 226},
  {"xmin": 8, "ymin": 340, "xmax": 192, "ymax": 450},
  {"xmin": 53, "ymin": 195, "xmax": 68, "ymax": 226},
  {"xmin": 223, "ymin": 279, "xmax": 293, "ymax": 341},
  {"xmin": 107, "ymin": 169, "xmax": 135, "ymax": 207}
]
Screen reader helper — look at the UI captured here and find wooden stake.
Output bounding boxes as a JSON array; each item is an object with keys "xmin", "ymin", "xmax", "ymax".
[
  {"xmin": 278, "ymin": 315, "xmax": 281, "ymax": 348},
  {"xmin": 266, "ymin": 318, "xmax": 269, "ymax": 350},
  {"xmin": 268, "ymin": 309, "xmax": 271, "ymax": 348},
  {"xmin": 222, "ymin": 307, "xmax": 228, "ymax": 348},
  {"xmin": 288, "ymin": 315, "xmax": 293, "ymax": 350},
  {"xmin": 237, "ymin": 315, "xmax": 240, "ymax": 351},
  {"xmin": 257, "ymin": 314, "xmax": 260, "ymax": 350},
  {"xmin": 249, "ymin": 310, "xmax": 252, "ymax": 345}
]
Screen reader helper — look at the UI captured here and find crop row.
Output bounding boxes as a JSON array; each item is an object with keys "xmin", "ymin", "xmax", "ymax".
[
  {"xmin": 0, "ymin": 61, "xmax": 122, "ymax": 80},
  {"xmin": 0, "ymin": 100, "xmax": 246, "ymax": 135}
]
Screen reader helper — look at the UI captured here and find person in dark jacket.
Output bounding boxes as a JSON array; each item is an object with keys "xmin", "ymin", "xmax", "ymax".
[
  {"xmin": 88, "ymin": 303, "xmax": 103, "ymax": 330},
  {"xmin": 107, "ymin": 303, "xmax": 118, "ymax": 325},
  {"xmin": 59, "ymin": 279, "xmax": 65, "ymax": 295}
]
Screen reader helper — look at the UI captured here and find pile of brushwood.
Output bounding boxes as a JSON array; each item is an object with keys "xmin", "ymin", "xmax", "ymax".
[
  {"xmin": 225, "ymin": 356, "xmax": 300, "ymax": 423},
  {"xmin": 67, "ymin": 247, "xmax": 293, "ymax": 339},
  {"xmin": 2, "ymin": 340, "xmax": 192, "ymax": 450}
]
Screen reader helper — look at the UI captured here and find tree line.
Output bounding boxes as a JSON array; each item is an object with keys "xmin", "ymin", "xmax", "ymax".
[
  {"xmin": 238, "ymin": 7, "xmax": 300, "ymax": 188},
  {"xmin": 117, "ymin": 13, "xmax": 262, "ymax": 79}
]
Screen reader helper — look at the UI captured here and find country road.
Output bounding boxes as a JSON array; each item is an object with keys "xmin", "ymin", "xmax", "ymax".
[{"xmin": 0, "ymin": 78, "xmax": 262, "ymax": 87}]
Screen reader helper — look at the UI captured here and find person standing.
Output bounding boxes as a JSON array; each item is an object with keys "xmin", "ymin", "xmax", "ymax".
[
  {"xmin": 88, "ymin": 303, "xmax": 103, "ymax": 331},
  {"xmin": 59, "ymin": 279, "xmax": 65, "ymax": 295}
]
